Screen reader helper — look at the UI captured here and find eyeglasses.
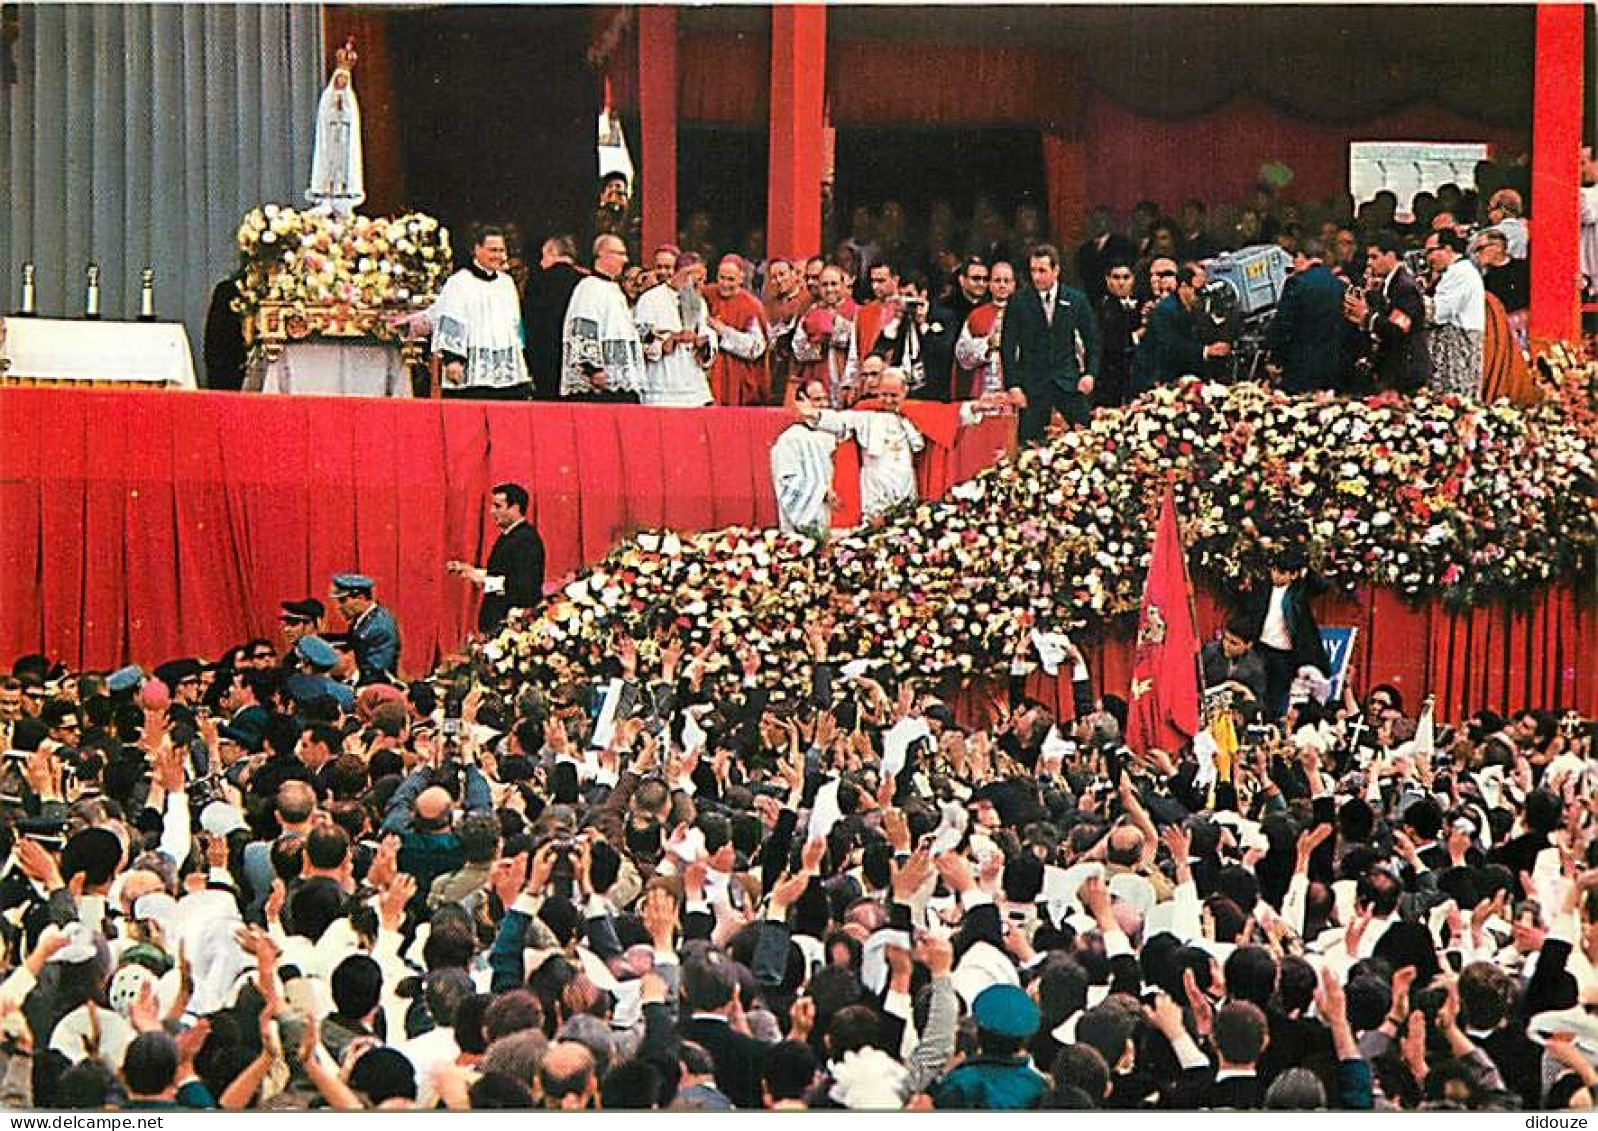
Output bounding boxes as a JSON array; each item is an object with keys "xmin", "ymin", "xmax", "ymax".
[
  {"xmin": 251, "ymin": 650, "xmax": 276, "ymax": 661},
  {"xmin": 1109, "ymin": 272, "xmax": 1134, "ymax": 280},
  {"xmin": 1152, "ymin": 270, "xmax": 1177, "ymax": 278},
  {"xmin": 967, "ymin": 274, "xmax": 989, "ymax": 282}
]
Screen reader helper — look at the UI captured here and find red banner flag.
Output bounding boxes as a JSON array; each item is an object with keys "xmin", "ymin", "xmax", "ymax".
[{"xmin": 1127, "ymin": 486, "xmax": 1200, "ymax": 756}]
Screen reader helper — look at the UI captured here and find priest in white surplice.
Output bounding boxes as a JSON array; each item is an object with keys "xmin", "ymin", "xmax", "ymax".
[
  {"xmin": 803, "ymin": 368, "xmax": 924, "ymax": 521},
  {"xmin": 634, "ymin": 253, "xmax": 717, "ymax": 406},
  {"xmin": 771, "ymin": 376, "xmax": 840, "ymax": 535},
  {"xmin": 428, "ymin": 225, "xmax": 530, "ymax": 399},
  {"xmin": 561, "ymin": 234, "xmax": 646, "ymax": 401}
]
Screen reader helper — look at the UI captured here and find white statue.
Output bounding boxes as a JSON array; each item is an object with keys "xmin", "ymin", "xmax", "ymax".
[{"xmin": 307, "ymin": 38, "xmax": 364, "ymax": 217}]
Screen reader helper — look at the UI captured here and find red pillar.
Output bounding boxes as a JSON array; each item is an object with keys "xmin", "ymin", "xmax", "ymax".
[
  {"xmin": 767, "ymin": 5, "xmax": 827, "ymax": 261},
  {"xmin": 638, "ymin": 6, "xmax": 678, "ymax": 256},
  {"xmin": 1528, "ymin": 2, "xmax": 1585, "ymax": 348}
]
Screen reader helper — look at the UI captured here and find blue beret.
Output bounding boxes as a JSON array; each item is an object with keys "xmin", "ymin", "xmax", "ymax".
[
  {"xmin": 106, "ymin": 665, "xmax": 144, "ymax": 693},
  {"xmin": 294, "ymin": 635, "xmax": 338, "ymax": 669},
  {"xmin": 971, "ymin": 984, "xmax": 1039, "ymax": 1039},
  {"xmin": 331, "ymin": 573, "xmax": 374, "ymax": 595}
]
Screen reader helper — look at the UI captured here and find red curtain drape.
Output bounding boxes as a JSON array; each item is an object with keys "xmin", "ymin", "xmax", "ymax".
[
  {"xmin": 610, "ymin": 33, "xmax": 1080, "ymax": 129},
  {"xmin": 0, "ymin": 389, "xmax": 1012, "ymax": 676},
  {"xmin": 1009, "ymin": 583, "xmax": 1594, "ymax": 728}
]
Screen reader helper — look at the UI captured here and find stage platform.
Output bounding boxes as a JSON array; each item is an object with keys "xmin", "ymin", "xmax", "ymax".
[{"xmin": 0, "ymin": 388, "xmax": 1013, "ymax": 674}]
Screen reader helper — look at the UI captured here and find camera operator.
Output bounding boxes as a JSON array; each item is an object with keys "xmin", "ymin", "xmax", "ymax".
[
  {"xmin": 872, "ymin": 272, "xmax": 957, "ymax": 402},
  {"xmin": 1131, "ymin": 261, "xmax": 1230, "ymax": 396},
  {"xmin": 1264, "ymin": 237, "xmax": 1351, "ymax": 394}
]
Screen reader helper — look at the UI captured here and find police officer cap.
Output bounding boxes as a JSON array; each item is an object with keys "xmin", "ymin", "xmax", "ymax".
[
  {"xmin": 331, "ymin": 574, "xmax": 375, "ymax": 596},
  {"xmin": 295, "ymin": 635, "xmax": 338, "ymax": 670},
  {"xmin": 971, "ymin": 983, "xmax": 1040, "ymax": 1039},
  {"xmin": 106, "ymin": 665, "xmax": 144, "ymax": 694}
]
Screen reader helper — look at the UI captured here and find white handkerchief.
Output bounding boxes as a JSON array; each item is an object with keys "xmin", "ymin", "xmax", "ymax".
[
  {"xmin": 882, "ymin": 716, "xmax": 931, "ymax": 780},
  {"xmin": 808, "ymin": 777, "xmax": 844, "ymax": 842},
  {"xmin": 928, "ymin": 800, "xmax": 968, "ymax": 856}
]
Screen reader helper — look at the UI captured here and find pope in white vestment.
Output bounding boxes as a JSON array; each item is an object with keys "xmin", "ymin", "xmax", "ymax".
[{"xmin": 808, "ymin": 369, "xmax": 924, "ymax": 521}]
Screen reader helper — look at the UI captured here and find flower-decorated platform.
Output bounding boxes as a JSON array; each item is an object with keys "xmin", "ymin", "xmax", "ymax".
[{"xmin": 0, "ymin": 361, "xmax": 1589, "ymax": 721}]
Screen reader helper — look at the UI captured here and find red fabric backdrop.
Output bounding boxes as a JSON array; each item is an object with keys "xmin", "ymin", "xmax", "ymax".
[
  {"xmin": 1080, "ymin": 92, "xmax": 1528, "ymax": 216},
  {"xmin": 0, "ymin": 389, "xmax": 1010, "ymax": 677},
  {"xmin": 0, "ymin": 388, "xmax": 1585, "ymax": 721},
  {"xmin": 1014, "ymin": 585, "xmax": 1593, "ymax": 727}
]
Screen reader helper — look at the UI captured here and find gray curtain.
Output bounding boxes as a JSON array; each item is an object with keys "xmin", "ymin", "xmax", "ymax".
[{"xmin": 0, "ymin": 3, "xmax": 322, "ymax": 382}]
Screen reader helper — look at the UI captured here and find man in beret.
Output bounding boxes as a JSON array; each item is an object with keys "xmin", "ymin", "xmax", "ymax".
[
  {"xmin": 329, "ymin": 574, "xmax": 401, "ymax": 685},
  {"xmin": 279, "ymin": 599, "xmax": 326, "ymax": 655},
  {"xmin": 928, "ymin": 983, "xmax": 1047, "ymax": 1109}
]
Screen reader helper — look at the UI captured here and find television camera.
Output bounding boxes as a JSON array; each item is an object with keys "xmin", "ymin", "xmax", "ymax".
[{"xmin": 1197, "ymin": 243, "xmax": 1294, "ymax": 383}]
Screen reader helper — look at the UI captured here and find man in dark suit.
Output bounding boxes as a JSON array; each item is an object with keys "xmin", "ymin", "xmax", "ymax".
[
  {"xmin": 678, "ymin": 951, "xmax": 770, "ymax": 1109},
  {"xmin": 1345, "ymin": 229, "xmax": 1429, "ymax": 395},
  {"xmin": 1131, "ymin": 261, "xmax": 1231, "ymax": 397},
  {"xmin": 1093, "ymin": 262, "xmax": 1142, "ymax": 408},
  {"xmin": 999, "ymin": 243, "xmax": 1099, "ymax": 444},
  {"xmin": 1075, "ymin": 209, "xmax": 1138, "ymax": 303},
  {"xmin": 873, "ymin": 272, "xmax": 958, "ymax": 402},
  {"xmin": 448, "ymin": 481, "xmax": 546, "ymax": 635},
  {"xmin": 523, "ymin": 235, "xmax": 587, "ymax": 400},
  {"xmin": 1238, "ymin": 546, "xmax": 1330, "ymax": 720},
  {"xmin": 1266, "ymin": 237, "xmax": 1353, "ymax": 394}
]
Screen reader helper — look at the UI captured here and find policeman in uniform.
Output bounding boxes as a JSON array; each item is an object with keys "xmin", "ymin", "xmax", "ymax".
[
  {"xmin": 928, "ymin": 984, "xmax": 1048, "ymax": 1109},
  {"xmin": 329, "ymin": 574, "xmax": 401, "ymax": 685}
]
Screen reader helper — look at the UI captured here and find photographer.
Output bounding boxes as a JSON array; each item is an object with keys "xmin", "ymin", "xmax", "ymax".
[
  {"xmin": 1131, "ymin": 261, "xmax": 1230, "ymax": 397},
  {"xmin": 871, "ymin": 273, "xmax": 957, "ymax": 402}
]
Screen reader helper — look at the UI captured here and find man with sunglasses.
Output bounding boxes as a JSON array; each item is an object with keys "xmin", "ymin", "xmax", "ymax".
[{"xmin": 1132, "ymin": 260, "xmax": 1230, "ymax": 398}]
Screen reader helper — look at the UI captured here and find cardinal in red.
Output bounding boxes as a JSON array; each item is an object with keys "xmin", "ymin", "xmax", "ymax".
[{"xmin": 705, "ymin": 256, "xmax": 770, "ymax": 406}]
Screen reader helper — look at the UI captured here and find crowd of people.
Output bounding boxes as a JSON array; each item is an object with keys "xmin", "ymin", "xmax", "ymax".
[
  {"xmin": 1, "ymin": 524, "xmax": 1594, "ymax": 1112},
  {"xmin": 11, "ymin": 154, "xmax": 1596, "ymax": 1114},
  {"xmin": 409, "ymin": 151, "xmax": 1594, "ymax": 428}
]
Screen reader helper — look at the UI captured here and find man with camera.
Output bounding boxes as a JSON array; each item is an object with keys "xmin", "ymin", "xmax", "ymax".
[
  {"xmin": 1131, "ymin": 261, "xmax": 1230, "ymax": 398},
  {"xmin": 1343, "ymin": 229, "xmax": 1429, "ymax": 396},
  {"xmin": 870, "ymin": 272, "xmax": 958, "ymax": 402}
]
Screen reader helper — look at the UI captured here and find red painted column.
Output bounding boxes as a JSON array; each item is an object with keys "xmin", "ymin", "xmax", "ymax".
[
  {"xmin": 1528, "ymin": 3, "xmax": 1584, "ymax": 348},
  {"xmin": 767, "ymin": 6, "xmax": 827, "ymax": 261},
  {"xmin": 638, "ymin": 5, "xmax": 678, "ymax": 256}
]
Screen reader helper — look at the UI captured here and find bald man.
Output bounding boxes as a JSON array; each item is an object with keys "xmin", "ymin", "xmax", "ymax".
[
  {"xmin": 801, "ymin": 367, "xmax": 925, "ymax": 521},
  {"xmin": 539, "ymin": 1041, "xmax": 598, "ymax": 1110},
  {"xmin": 382, "ymin": 771, "xmax": 492, "ymax": 915}
]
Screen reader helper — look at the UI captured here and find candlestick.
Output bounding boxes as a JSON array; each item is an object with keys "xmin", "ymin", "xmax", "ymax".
[
  {"xmin": 138, "ymin": 268, "xmax": 155, "ymax": 321},
  {"xmin": 84, "ymin": 263, "xmax": 100, "ymax": 320},
  {"xmin": 17, "ymin": 262, "xmax": 36, "ymax": 316}
]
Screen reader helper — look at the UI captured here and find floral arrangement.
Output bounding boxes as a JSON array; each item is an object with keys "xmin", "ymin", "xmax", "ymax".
[
  {"xmin": 231, "ymin": 206, "xmax": 451, "ymax": 319},
  {"xmin": 489, "ymin": 367, "xmax": 1596, "ymax": 691}
]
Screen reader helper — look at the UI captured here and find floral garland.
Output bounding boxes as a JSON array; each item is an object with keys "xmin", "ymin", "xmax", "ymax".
[
  {"xmin": 231, "ymin": 206, "xmax": 451, "ymax": 319},
  {"xmin": 489, "ymin": 368, "xmax": 1596, "ymax": 690}
]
